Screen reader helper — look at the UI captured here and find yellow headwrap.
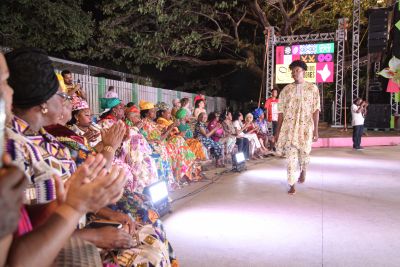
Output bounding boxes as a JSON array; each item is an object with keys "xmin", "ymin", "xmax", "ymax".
[{"xmin": 139, "ymin": 100, "xmax": 155, "ymax": 110}]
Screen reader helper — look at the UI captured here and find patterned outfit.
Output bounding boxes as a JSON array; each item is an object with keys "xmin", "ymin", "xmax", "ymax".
[
  {"xmin": 6, "ymin": 116, "xmax": 76, "ymax": 204},
  {"xmin": 96, "ymin": 115, "xmax": 159, "ymax": 191},
  {"xmin": 276, "ymin": 81, "xmax": 320, "ymax": 185},
  {"xmin": 177, "ymin": 122, "xmax": 207, "ymax": 160},
  {"xmin": 153, "ymin": 117, "xmax": 197, "ymax": 181},
  {"xmin": 194, "ymin": 122, "xmax": 223, "ymax": 159},
  {"xmin": 46, "ymin": 123, "xmax": 178, "ymax": 267},
  {"xmin": 208, "ymin": 119, "xmax": 236, "ymax": 154}
]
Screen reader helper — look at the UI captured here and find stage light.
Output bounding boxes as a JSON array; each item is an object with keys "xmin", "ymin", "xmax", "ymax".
[
  {"xmin": 143, "ymin": 180, "xmax": 170, "ymax": 217},
  {"xmin": 232, "ymin": 152, "xmax": 246, "ymax": 172}
]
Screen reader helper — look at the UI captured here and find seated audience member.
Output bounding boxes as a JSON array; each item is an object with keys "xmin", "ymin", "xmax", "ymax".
[
  {"xmin": 193, "ymin": 90, "xmax": 206, "ymax": 106},
  {"xmin": 194, "ymin": 112, "xmax": 224, "ymax": 167},
  {"xmin": 193, "ymin": 99, "xmax": 206, "ymax": 119},
  {"xmin": 254, "ymin": 108, "xmax": 273, "ymax": 152},
  {"xmin": 180, "ymin": 97, "xmax": 194, "ymax": 121},
  {"xmin": 221, "ymin": 111, "xmax": 250, "ymax": 160},
  {"xmin": 125, "ymin": 104, "xmax": 175, "ymax": 187},
  {"xmin": 2, "ymin": 49, "xmax": 127, "ymax": 267},
  {"xmin": 171, "ymin": 98, "xmax": 181, "ymax": 119},
  {"xmin": 244, "ymin": 112, "xmax": 269, "ymax": 155},
  {"xmin": 175, "ymin": 108, "xmax": 207, "ymax": 161},
  {"xmin": 151, "ymin": 101, "xmax": 197, "ymax": 182},
  {"xmin": 232, "ymin": 111, "xmax": 263, "ymax": 160}
]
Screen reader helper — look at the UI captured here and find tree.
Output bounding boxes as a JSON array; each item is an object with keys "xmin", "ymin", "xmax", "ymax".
[
  {"xmin": 81, "ymin": 0, "xmax": 377, "ymax": 83},
  {"xmin": 0, "ymin": 0, "xmax": 93, "ymax": 53}
]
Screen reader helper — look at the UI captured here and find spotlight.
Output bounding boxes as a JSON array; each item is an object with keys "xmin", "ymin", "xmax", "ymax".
[
  {"xmin": 143, "ymin": 180, "xmax": 170, "ymax": 217},
  {"xmin": 232, "ymin": 152, "xmax": 246, "ymax": 172}
]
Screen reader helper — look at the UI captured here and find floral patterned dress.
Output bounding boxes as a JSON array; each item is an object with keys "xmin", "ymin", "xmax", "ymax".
[
  {"xmin": 177, "ymin": 122, "xmax": 207, "ymax": 160},
  {"xmin": 144, "ymin": 118, "xmax": 196, "ymax": 182}
]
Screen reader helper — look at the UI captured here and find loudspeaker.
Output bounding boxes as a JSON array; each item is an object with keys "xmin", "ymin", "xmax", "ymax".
[
  {"xmin": 393, "ymin": 2, "xmax": 400, "ymax": 58},
  {"xmin": 364, "ymin": 104, "xmax": 391, "ymax": 129},
  {"xmin": 367, "ymin": 8, "xmax": 389, "ymax": 53}
]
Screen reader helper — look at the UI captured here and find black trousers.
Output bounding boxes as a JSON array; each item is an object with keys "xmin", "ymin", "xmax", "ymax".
[
  {"xmin": 272, "ymin": 121, "xmax": 278, "ymax": 136},
  {"xmin": 352, "ymin": 125, "xmax": 364, "ymax": 148},
  {"xmin": 236, "ymin": 138, "xmax": 250, "ymax": 159}
]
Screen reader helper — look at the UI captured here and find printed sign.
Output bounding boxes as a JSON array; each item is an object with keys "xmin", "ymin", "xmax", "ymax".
[{"xmin": 275, "ymin": 43, "xmax": 335, "ymax": 84}]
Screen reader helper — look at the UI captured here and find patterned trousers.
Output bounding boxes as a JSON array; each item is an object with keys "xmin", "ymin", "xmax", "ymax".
[{"xmin": 286, "ymin": 145, "xmax": 310, "ymax": 185}]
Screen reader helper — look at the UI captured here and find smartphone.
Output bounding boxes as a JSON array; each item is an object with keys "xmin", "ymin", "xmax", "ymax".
[
  {"xmin": 86, "ymin": 220, "xmax": 122, "ymax": 229},
  {"xmin": 0, "ymin": 97, "xmax": 6, "ymax": 168}
]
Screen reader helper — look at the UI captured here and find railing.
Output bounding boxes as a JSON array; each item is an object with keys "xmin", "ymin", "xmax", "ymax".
[{"xmin": 66, "ymin": 73, "xmax": 227, "ymax": 115}]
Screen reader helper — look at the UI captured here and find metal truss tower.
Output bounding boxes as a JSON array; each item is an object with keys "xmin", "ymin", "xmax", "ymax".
[
  {"xmin": 264, "ymin": 25, "xmax": 346, "ymax": 127},
  {"xmin": 333, "ymin": 18, "xmax": 348, "ymax": 126},
  {"xmin": 265, "ymin": 27, "xmax": 275, "ymax": 98},
  {"xmin": 351, "ymin": 0, "xmax": 361, "ymax": 103}
]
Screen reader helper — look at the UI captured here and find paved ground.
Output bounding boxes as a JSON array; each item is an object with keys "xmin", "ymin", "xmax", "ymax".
[{"xmin": 163, "ymin": 146, "xmax": 400, "ymax": 267}]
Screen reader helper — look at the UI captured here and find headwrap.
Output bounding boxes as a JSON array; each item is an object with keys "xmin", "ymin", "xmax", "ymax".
[
  {"xmin": 175, "ymin": 108, "xmax": 187, "ymax": 119},
  {"xmin": 100, "ymin": 98, "xmax": 121, "ymax": 110},
  {"xmin": 6, "ymin": 48, "xmax": 59, "ymax": 108},
  {"xmin": 71, "ymin": 96, "xmax": 89, "ymax": 111},
  {"xmin": 127, "ymin": 105, "xmax": 140, "ymax": 114},
  {"xmin": 156, "ymin": 117, "xmax": 173, "ymax": 127},
  {"xmin": 156, "ymin": 101, "xmax": 170, "ymax": 111},
  {"xmin": 252, "ymin": 108, "xmax": 264, "ymax": 119},
  {"xmin": 139, "ymin": 100, "xmax": 155, "ymax": 110}
]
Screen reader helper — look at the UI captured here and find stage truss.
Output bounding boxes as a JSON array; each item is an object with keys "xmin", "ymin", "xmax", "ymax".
[
  {"xmin": 351, "ymin": 0, "xmax": 361, "ymax": 103},
  {"xmin": 265, "ymin": 23, "xmax": 346, "ymax": 126}
]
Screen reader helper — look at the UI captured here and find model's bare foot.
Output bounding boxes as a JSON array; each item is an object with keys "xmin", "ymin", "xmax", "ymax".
[
  {"xmin": 288, "ymin": 184, "xmax": 296, "ymax": 195},
  {"xmin": 297, "ymin": 170, "xmax": 306, "ymax": 183}
]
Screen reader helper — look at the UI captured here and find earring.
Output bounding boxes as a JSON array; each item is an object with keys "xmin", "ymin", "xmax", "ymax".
[{"xmin": 41, "ymin": 106, "xmax": 48, "ymax": 114}]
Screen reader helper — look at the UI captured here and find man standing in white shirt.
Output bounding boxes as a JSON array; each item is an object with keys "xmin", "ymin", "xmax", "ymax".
[{"xmin": 351, "ymin": 98, "xmax": 368, "ymax": 150}]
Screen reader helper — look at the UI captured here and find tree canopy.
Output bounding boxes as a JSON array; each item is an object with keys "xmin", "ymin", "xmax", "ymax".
[
  {"xmin": 0, "ymin": 0, "xmax": 93, "ymax": 53},
  {"xmin": 0, "ymin": 0, "xmax": 382, "ymax": 98}
]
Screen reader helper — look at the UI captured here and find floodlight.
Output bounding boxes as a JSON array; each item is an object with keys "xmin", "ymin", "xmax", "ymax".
[{"xmin": 143, "ymin": 180, "xmax": 170, "ymax": 217}]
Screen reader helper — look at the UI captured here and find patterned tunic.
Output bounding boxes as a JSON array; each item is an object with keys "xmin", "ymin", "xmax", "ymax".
[
  {"xmin": 276, "ymin": 81, "xmax": 320, "ymax": 154},
  {"xmin": 194, "ymin": 122, "xmax": 222, "ymax": 159},
  {"xmin": 6, "ymin": 116, "xmax": 76, "ymax": 204}
]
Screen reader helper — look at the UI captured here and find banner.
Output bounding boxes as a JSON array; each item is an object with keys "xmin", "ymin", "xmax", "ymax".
[{"xmin": 275, "ymin": 43, "xmax": 335, "ymax": 84}]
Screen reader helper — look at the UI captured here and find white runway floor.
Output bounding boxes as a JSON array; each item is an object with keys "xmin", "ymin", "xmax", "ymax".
[{"xmin": 164, "ymin": 146, "xmax": 400, "ymax": 267}]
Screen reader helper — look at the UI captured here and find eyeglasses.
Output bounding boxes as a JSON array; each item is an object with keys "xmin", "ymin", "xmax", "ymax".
[{"xmin": 56, "ymin": 92, "xmax": 73, "ymax": 102}]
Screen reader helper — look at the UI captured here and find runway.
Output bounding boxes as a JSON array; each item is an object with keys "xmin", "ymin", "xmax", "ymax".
[{"xmin": 163, "ymin": 146, "xmax": 400, "ymax": 267}]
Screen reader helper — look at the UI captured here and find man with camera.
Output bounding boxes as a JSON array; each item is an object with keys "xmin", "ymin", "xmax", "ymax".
[
  {"xmin": 61, "ymin": 69, "xmax": 86, "ymax": 99},
  {"xmin": 351, "ymin": 98, "xmax": 368, "ymax": 150}
]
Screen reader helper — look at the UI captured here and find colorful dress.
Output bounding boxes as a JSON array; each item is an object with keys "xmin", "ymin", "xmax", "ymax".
[
  {"xmin": 177, "ymin": 122, "xmax": 207, "ymax": 160},
  {"xmin": 208, "ymin": 119, "xmax": 236, "ymax": 154},
  {"xmin": 96, "ymin": 115, "xmax": 159, "ymax": 191},
  {"xmin": 152, "ymin": 118, "xmax": 196, "ymax": 181},
  {"xmin": 6, "ymin": 116, "xmax": 76, "ymax": 205},
  {"xmin": 46, "ymin": 124, "xmax": 178, "ymax": 267},
  {"xmin": 194, "ymin": 122, "xmax": 223, "ymax": 159},
  {"xmin": 255, "ymin": 119, "xmax": 270, "ymax": 140}
]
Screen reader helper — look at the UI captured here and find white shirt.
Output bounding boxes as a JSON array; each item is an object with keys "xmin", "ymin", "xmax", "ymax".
[
  {"xmin": 104, "ymin": 91, "xmax": 119, "ymax": 99},
  {"xmin": 351, "ymin": 104, "xmax": 365, "ymax": 126},
  {"xmin": 232, "ymin": 120, "xmax": 244, "ymax": 137}
]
